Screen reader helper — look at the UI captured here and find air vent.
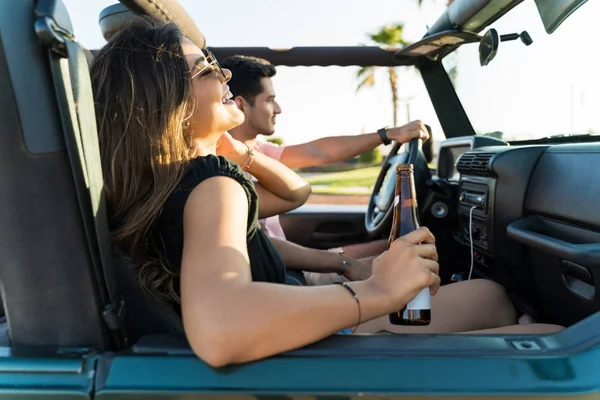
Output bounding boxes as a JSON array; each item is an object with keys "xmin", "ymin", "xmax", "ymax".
[{"xmin": 456, "ymin": 152, "xmax": 494, "ymax": 177}]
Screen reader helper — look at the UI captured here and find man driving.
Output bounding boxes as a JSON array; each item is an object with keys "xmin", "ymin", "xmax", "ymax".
[{"xmin": 222, "ymin": 55, "xmax": 429, "ymax": 284}]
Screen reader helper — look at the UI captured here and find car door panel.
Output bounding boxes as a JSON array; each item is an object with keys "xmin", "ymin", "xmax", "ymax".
[
  {"xmin": 280, "ymin": 205, "xmax": 374, "ymax": 249},
  {"xmin": 506, "ymin": 144, "xmax": 600, "ymax": 327},
  {"xmin": 92, "ymin": 330, "xmax": 600, "ymax": 399}
]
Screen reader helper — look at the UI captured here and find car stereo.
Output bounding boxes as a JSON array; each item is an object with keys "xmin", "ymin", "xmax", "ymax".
[{"xmin": 458, "ymin": 182, "xmax": 490, "ymax": 251}]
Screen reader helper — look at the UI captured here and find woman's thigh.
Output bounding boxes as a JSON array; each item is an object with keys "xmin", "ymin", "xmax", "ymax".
[{"xmin": 355, "ymin": 279, "xmax": 520, "ymax": 334}]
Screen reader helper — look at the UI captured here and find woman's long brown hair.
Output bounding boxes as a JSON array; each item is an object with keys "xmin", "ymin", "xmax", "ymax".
[{"xmin": 90, "ymin": 17, "xmax": 194, "ymax": 303}]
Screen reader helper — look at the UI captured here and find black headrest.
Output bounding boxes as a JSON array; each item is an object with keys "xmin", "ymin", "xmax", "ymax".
[
  {"xmin": 113, "ymin": 254, "xmax": 184, "ymax": 343},
  {"xmin": 99, "ymin": 1, "xmax": 206, "ymax": 48},
  {"xmin": 99, "ymin": 4, "xmax": 133, "ymax": 42}
]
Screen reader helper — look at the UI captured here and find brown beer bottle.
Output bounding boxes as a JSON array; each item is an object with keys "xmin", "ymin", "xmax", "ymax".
[{"xmin": 388, "ymin": 164, "xmax": 431, "ymax": 326}]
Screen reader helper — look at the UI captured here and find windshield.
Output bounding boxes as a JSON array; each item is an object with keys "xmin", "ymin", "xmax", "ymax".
[{"xmin": 443, "ymin": 0, "xmax": 599, "ymax": 142}]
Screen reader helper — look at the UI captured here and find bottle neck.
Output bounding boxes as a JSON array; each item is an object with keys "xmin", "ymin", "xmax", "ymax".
[
  {"xmin": 397, "ymin": 170, "xmax": 420, "ymax": 234},
  {"xmin": 397, "ymin": 171, "xmax": 417, "ymax": 204}
]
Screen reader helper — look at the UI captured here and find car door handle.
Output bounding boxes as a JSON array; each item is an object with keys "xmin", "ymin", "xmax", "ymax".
[{"xmin": 507, "ymin": 217, "xmax": 600, "ymax": 267}]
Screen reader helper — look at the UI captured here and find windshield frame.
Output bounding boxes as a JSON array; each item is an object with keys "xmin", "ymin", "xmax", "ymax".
[{"xmin": 438, "ymin": 0, "xmax": 599, "ymax": 144}]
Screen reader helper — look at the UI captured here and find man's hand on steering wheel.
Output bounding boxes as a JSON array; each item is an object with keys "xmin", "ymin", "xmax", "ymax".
[
  {"xmin": 385, "ymin": 120, "xmax": 430, "ymax": 144},
  {"xmin": 365, "ymin": 120, "xmax": 433, "ymax": 238}
]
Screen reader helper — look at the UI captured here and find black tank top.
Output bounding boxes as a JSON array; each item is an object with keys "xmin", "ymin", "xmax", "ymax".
[{"xmin": 158, "ymin": 155, "xmax": 287, "ymax": 297}]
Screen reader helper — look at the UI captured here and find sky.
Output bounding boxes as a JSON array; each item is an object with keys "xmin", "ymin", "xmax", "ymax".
[{"xmin": 62, "ymin": 0, "xmax": 600, "ymax": 145}]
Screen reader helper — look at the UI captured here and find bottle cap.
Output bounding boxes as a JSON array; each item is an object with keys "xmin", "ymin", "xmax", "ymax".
[{"xmin": 396, "ymin": 164, "xmax": 414, "ymax": 172}]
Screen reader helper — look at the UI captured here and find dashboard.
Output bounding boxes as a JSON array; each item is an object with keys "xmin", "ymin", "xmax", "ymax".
[{"xmin": 432, "ymin": 136, "xmax": 600, "ymax": 327}]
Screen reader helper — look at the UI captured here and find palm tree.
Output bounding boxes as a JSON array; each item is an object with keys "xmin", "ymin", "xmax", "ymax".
[{"xmin": 356, "ymin": 24, "xmax": 408, "ymax": 127}]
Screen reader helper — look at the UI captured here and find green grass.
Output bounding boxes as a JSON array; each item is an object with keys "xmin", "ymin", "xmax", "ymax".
[
  {"xmin": 310, "ymin": 186, "xmax": 369, "ymax": 195},
  {"xmin": 304, "ymin": 167, "xmax": 380, "ymax": 195},
  {"xmin": 304, "ymin": 164, "xmax": 438, "ymax": 195},
  {"xmin": 305, "ymin": 167, "xmax": 380, "ymax": 187}
]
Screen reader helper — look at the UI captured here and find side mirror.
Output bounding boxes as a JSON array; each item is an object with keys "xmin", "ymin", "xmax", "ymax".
[{"xmin": 479, "ymin": 28, "xmax": 500, "ymax": 66}]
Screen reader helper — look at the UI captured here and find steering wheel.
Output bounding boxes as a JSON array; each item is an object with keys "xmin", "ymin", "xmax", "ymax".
[{"xmin": 365, "ymin": 137, "xmax": 425, "ymax": 238}]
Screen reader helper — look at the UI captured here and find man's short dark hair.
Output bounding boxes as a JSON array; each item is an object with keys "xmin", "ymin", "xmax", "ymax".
[{"xmin": 221, "ymin": 55, "xmax": 276, "ymax": 104}]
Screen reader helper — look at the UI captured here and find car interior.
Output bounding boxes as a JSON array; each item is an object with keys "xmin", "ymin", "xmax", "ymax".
[{"xmin": 2, "ymin": 0, "xmax": 600, "ymax": 378}]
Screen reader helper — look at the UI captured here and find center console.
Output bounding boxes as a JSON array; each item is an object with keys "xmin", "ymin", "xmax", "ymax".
[
  {"xmin": 457, "ymin": 174, "xmax": 495, "ymax": 268},
  {"xmin": 432, "ymin": 137, "xmax": 560, "ymax": 306},
  {"xmin": 436, "ymin": 136, "xmax": 507, "ymax": 270}
]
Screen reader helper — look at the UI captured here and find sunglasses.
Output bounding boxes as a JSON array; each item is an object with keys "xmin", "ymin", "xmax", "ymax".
[{"xmin": 190, "ymin": 49, "xmax": 229, "ymax": 83}]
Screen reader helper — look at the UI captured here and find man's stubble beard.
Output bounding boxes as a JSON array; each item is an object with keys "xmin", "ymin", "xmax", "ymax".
[{"xmin": 259, "ymin": 122, "xmax": 276, "ymax": 137}]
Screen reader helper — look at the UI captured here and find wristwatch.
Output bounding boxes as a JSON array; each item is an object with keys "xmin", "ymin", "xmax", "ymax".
[{"xmin": 377, "ymin": 127, "xmax": 391, "ymax": 145}]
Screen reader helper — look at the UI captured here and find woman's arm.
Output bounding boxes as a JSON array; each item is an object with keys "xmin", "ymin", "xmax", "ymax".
[
  {"xmin": 180, "ymin": 176, "xmax": 440, "ymax": 367},
  {"xmin": 217, "ymin": 133, "xmax": 311, "ymax": 219},
  {"xmin": 269, "ymin": 237, "xmax": 372, "ymax": 281},
  {"xmin": 247, "ymin": 151, "xmax": 311, "ymax": 219}
]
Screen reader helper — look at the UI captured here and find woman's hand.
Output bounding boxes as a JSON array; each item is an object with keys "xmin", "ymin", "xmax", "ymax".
[
  {"xmin": 216, "ymin": 132, "xmax": 249, "ymax": 166},
  {"xmin": 216, "ymin": 134, "xmax": 311, "ymax": 218},
  {"xmin": 344, "ymin": 258, "xmax": 373, "ymax": 281},
  {"xmin": 366, "ymin": 227, "xmax": 440, "ymax": 312}
]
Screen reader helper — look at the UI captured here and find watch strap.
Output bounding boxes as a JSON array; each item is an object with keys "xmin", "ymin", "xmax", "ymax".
[{"xmin": 377, "ymin": 127, "xmax": 391, "ymax": 145}]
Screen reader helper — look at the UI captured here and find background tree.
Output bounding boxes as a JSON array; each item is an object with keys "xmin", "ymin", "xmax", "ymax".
[
  {"xmin": 357, "ymin": 147, "xmax": 383, "ymax": 165},
  {"xmin": 356, "ymin": 23, "xmax": 408, "ymax": 127},
  {"xmin": 266, "ymin": 137, "xmax": 284, "ymax": 145},
  {"xmin": 484, "ymin": 131, "xmax": 504, "ymax": 140}
]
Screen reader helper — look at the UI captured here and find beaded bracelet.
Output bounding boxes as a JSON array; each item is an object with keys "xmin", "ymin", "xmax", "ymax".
[{"xmin": 335, "ymin": 281, "xmax": 361, "ymax": 333}]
